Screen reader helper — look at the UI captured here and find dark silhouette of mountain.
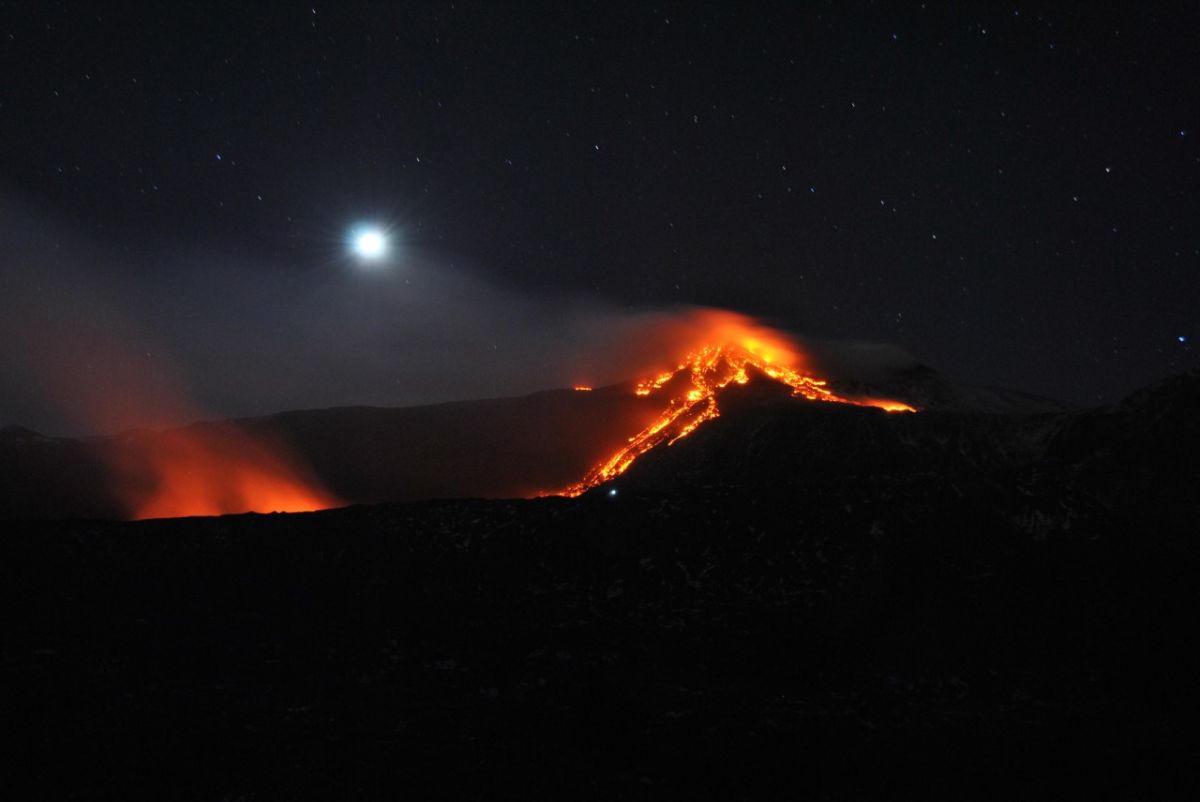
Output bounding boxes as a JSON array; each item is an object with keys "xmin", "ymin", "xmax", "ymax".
[
  {"xmin": 0, "ymin": 364, "xmax": 1074, "ymax": 520},
  {"xmin": 0, "ymin": 384, "xmax": 664, "ymax": 519},
  {"xmin": 245, "ymin": 384, "xmax": 662, "ymax": 503},
  {"xmin": 830, "ymin": 361, "xmax": 1078, "ymax": 415},
  {"xmin": 2, "ymin": 368, "xmax": 1198, "ymax": 798}
]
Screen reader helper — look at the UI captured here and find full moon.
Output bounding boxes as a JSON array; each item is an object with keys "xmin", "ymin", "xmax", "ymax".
[{"xmin": 351, "ymin": 228, "xmax": 387, "ymax": 260}]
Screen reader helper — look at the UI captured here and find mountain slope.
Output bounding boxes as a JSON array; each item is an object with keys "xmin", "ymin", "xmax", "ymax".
[{"xmin": 0, "ymin": 384, "xmax": 663, "ymax": 519}]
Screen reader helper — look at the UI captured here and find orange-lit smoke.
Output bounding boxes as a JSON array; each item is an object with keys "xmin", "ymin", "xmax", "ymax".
[
  {"xmin": 557, "ymin": 308, "xmax": 916, "ymax": 496},
  {"xmin": 109, "ymin": 424, "xmax": 341, "ymax": 520},
  {"xmin": 0, "ymin": 255, "xmax": 340, "ymax": 520},
  {"xmin": 51, "ymin": 336, "xmax": 343, "ymax": 519}
]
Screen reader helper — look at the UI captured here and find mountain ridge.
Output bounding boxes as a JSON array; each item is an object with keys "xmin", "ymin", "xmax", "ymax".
[{"xmin": 1, "ymin": 364, "xmax": 1192, "ymax": 521}]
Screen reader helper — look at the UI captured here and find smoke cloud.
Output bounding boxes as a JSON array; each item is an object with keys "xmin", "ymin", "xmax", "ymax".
[{"xmin": 0, "ymin": 194, "xmax": 916, "ymax": 437}]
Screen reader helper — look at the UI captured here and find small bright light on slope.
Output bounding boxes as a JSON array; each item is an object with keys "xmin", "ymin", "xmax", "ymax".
[{"xmin": 352, "ymin": 228, "xmax": 387, "ymax": 260}]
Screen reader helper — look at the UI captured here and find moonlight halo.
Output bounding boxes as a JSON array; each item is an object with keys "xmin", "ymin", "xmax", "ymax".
[{"xmin": 349, "ymin": 225, "xmax": 389, "ymax": 261}]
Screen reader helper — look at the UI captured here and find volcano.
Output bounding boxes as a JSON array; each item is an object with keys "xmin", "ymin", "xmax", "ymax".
[
  {"xmin": 3, "ymin": 361, "xmax": 1200, "ymax": 798},
  {"xmin": 2, "ymin": 317, "xmax": 927, "ymax": 520},
  {"xmin": 0, "ymin": 306, "xmax": 1194, "ymax": 797},
  {"xmin": 1, "ymin": 353, "xmax": 1010, "ymax": 521}
]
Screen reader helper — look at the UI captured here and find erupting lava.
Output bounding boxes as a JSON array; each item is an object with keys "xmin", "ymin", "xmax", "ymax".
[{"xmin": 558, "ymin": 314, "xmax": 916, "ymax": 496}]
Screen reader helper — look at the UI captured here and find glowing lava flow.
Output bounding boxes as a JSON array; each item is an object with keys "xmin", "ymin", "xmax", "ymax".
[{"xmin": 558, "ymin": 336, "xmax": 915, "ymax": 497}]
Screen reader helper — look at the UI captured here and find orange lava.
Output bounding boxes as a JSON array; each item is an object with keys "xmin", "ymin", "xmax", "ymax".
[
  {"xmin": 558, "ymin": 314, "xmax": 915, "ymax": 496},
  {"xmin": 114, "ymin": 425, "xmax": 340, "ymax": 520}
]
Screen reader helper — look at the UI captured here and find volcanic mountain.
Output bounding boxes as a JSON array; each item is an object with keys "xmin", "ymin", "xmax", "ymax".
[
  {"xmin": 4, "ymin": 349, "xmax": 1200, "ymax": 797},
  {"xmin": 1, "ymin": 343, "xmax": 1065, "ymax": 521}
]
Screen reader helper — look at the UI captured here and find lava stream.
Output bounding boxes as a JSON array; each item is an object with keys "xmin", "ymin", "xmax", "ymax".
[{"xmin": 558, "ymin": 337, "xmax": 915, "ymax": 496}]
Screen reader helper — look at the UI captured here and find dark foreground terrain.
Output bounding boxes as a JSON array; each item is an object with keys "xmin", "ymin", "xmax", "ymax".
[{"xmin": 3, "ymin": 369, "xmax": 1199, "ymax": 799}]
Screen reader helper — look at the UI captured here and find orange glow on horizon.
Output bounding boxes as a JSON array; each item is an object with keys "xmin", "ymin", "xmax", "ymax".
[{"xmin": 111, "ymin": 425, "xmax": 341, "ymax": 520}]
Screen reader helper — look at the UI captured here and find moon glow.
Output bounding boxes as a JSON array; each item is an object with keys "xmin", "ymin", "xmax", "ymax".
[{"xmin": 351, "ymin": 228, "xmax": 387, "ymax": 260}]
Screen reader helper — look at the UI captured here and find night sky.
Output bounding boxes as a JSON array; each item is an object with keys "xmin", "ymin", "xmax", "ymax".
[{"xmin": 2, "ymin": 2, "xmax": 1197, "ymax": 434}]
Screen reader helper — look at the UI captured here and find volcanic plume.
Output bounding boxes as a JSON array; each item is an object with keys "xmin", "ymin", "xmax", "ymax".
[{"xmin": 558, "ymin": 311, "xmax": 916, "ymax": 496}]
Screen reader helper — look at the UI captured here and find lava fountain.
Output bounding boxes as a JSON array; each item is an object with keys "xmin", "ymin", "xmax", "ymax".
[{"xmin": 557, "ymin": 311, "xmax": 916, "ymax": 496}]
